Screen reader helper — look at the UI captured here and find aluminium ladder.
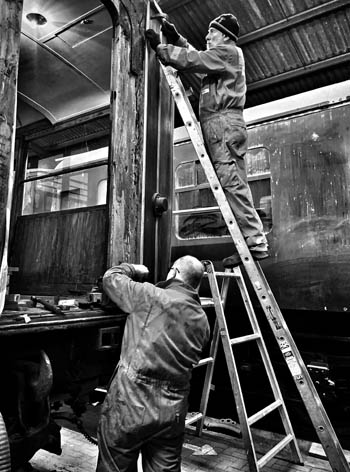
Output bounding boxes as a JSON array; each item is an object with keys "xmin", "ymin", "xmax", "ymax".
[
  {"xmin": 159, "ymin": 62, "xmax": 350, "ymax": 472},
  {"xmin": 189, "ymin": 260, "xmax": 303, "ymax": 471},
  {"xmin": 149, "ymin": 2, "xmax": 350, "ymax": 470},
  {"xmin": 160, "ymin": 63, "xmax": 350, "ymax": 472}
]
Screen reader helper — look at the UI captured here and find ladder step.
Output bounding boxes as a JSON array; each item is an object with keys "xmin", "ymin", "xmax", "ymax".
[
  {"xmin": 257, "ymin": 434, "xmax": 294, "ymax": 469},
  {"xmin": 230, "ymin": 333, "xmax": 261, "ymax": 345},
  {"xmin": 200, "ymin": 297, "xmax": 215, "ymax": 308},
  {"xmin": 173, "ymin": 206, "xmax": 220, "ymax": 215},
  {"xmin": 195, "ymin": 357, "xmax": 214, "ymax": 368},
  {"xmin": 200, "ymin": 294, "xmax": 233, "ymax": 307},
  {"xmin": 204, "ymin": 271, "xmax": 240, "ymax": 278},
  {"xmin": 185, "ymin": 412, "xmax": 203, "ymax": 425},
  {"xmin": 248, "ymin": 399, "xmax": 283, "ymax": 426}
]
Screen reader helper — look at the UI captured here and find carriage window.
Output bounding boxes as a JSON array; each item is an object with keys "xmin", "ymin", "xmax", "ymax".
[
  {"xmin": 173, "ymin": 141, "xmax": 272, "ymax": 239},
  {"xmin": 22, "ymin": 137, "xmax": 108, "ymax": 215}
]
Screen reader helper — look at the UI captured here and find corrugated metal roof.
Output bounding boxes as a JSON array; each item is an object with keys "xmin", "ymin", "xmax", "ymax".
[{"xmin": 159, "ymin": 0, "xmax": 350, "ymax": 108}]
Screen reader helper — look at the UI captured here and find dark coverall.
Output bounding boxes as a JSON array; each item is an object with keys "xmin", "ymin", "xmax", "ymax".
[
  {"xmin": 96, "ymin": 263, "xmax": 210, "ymax": 472},
  {"xmin": 157, "ymin": 38, "xmax": 268, "ymax": 250}
]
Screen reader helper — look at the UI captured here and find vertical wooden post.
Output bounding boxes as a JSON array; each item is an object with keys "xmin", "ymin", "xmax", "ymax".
[
  {"xmin": 107, "ymin": 0, "xmax": 146, "ymax": 266},
  {"xmin": 106, "ymin": 0, "xmax": 173, "ymax": 280},
  {"xmin": 0, "ymin": 0, "xmax": 23, "ymax": 312}
]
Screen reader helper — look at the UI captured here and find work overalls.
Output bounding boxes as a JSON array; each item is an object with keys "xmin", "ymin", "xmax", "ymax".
[
  {"xmin": 96, "ymin": 266, "xmax": 210, "ymax": 472},
  {"xmin": 157, "ymin": 37, "xmax": 268, "ymax": 250}
]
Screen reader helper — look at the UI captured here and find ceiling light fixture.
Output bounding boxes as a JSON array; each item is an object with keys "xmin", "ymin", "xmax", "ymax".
[{"xmin": 26, "ymin": 13, "xmax": 48, "ymax": 26}]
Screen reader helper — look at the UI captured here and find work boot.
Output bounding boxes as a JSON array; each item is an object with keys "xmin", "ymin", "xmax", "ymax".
[
  {"xmin": 250, "ymin": 249, "xmax": 269, "ymax": 260},
  {"xmin": 249, "ymin": 242, "xmax": 269, "ymax": 261},
  {"xmin": 222, "ymin": 253, "xmax": 242, "ymax": 268},
  {"xmin": 223, "ymin": 248, "xmax": 269, "ymax": 268}
]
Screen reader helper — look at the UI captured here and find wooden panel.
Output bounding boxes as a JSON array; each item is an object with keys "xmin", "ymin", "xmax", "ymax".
[{"xmin": 10, "ymin": 206, "xmax": 107, "ymax": 295}]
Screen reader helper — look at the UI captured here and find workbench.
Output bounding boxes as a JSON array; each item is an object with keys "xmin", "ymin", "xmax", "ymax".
[{"xmin": 0, "ymin": 307, "xmax": 125, "ymax": 336}]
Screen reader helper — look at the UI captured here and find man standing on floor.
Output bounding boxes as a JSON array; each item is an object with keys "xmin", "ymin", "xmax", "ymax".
[
  {"xmin": 96, "ymin": 256, "xmax": 209, "ymax": 472},
  {"xmin": 146, "ymin": 14, "xmax": 269, "ymax": 266}
]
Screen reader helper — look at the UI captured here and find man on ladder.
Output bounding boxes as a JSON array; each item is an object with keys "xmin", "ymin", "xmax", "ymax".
[
  {"xmin": 146, "ymin": 8, "xmax": 350, "ymax": 472},
  {"xmin": 146, "ymin": 13, "xmax": 269, "ymax": 265}
]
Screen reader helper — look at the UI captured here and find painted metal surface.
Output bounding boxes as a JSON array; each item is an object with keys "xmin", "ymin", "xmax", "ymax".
[
  {"xmin": 250, "ymin": 102, "xmax": 350, "ymax": 312},
  {"xmin": 171, "ymin": 81, "xmax": 350, "ymax": 312}
]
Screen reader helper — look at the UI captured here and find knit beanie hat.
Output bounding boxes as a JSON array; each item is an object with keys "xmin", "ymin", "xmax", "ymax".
[{"xmin": 209, "ymin": 14, "xmax": 240, "ymax": 42}]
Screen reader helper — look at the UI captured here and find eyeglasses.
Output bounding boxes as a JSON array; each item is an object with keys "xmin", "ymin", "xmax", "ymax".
[{"xmin": 169, "ymin": 266, "xmax": 180, "ymax": 275}]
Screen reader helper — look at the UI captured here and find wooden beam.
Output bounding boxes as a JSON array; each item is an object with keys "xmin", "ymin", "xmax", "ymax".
[
  {"xmin": 160, "ymin": 0, "xmax": 349, "ymax": 46},
  {"xmin": 0, "ymin": 0, "xmax": 23, "ymax": 309},
  {"xmin": 16, "ymin": 106, "xmax": 110, "ymax": 140},
  {"xmin": 238, "ymin": 0, "xmax": 349, "ymax": 45},
  {"xmin": 247, "ymin": 52, "xmax": 350, "ymax": 91},
  {"xmin": 107, "ymin": 0, "xmax": 146, "ymax": 266}
]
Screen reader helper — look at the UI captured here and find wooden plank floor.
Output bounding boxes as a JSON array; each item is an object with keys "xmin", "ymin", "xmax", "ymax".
[{"xmin": 29, "ymin": 426, "xmax": 341, "ymax": 472}]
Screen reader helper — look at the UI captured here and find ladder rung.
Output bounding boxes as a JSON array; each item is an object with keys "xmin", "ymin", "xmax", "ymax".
[
  {"xmin": 230, "ymin": 333, "xmax": 261, "ymax": 345},
  {"xmin": 194, "ymin": 357, "xmax": 214, "ymax": 368},
  {"xmin": 173, "ymin": 206, "xmax": 220, "ymax": 215},
  {"xmin": 257, "ymin": 434, "xmax": 294, "ymax": 469},
  {"xmin": 185, "ymin": 412, "xmax": 203, "ymax": 425},
  {"xmin": 204, "ymin": 271, "xmax": 240, "ymax": 278},
  {"xmin": 94, "ymin": 387, "xmax": 107, "ymax": 394},
  {"xmin": 248, "ymin": 399, "xmax": 283, "ymax": 426},
  {"xmin": 200, "ymin": 297, "xmax": 215, "ymax": 307}
]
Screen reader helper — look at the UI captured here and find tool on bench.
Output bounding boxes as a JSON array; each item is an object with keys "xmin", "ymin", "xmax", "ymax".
[{"xmin": 31, "ymin": 296, "xmax": 64, "ymax": 315}]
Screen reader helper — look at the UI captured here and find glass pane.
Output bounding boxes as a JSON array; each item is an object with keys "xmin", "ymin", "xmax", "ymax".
[
  {"xmin": 249, "ymin": 179, "xmax": 272, "ymax": 233},
  {"xmin": 176, "ymin": 212, "xmax": 229, "ymax": 239},
  {"xmin": 22, "ymin": 165, "xmax": 107, "ymax": 214},
  {"xmin": 198, "ymin": 188, "xmax": 216, "ymax": 207},
  {"xmin": 25, "ymin": 146, "xmax": 108, "ymax": 178},
  {"xmin": 177, "ymin": 188, "xmax": 216, "ymax": 211},
  {"xmin": 174, "ymin": 141, "xmax": 197, "ymax": 162},
  {"xmin": 196, "ymin": 161, "xmax": 207, "ymax": 185},
  {"xmin": 175, "ymin": 162, "xmax": 194, "ymax": 188}
]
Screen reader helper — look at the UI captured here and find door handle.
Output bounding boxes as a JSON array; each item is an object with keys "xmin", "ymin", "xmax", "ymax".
[{"xmin": 152, "ymin": 193, "xmax": 168, "ymax": 216}]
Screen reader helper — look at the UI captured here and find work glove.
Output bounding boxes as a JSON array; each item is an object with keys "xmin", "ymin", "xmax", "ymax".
[
  {"xmin": 145, "ymin": 29, "xmax": 161, "ymax": 51},
  {"xmin": 161, "ymin": 20, "xmax": 180, "ymax": 44}
]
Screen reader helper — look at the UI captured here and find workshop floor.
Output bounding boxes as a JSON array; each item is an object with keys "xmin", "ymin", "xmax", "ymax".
[{"xmin": 29, "ymin": 425, "xmax": 344, "ymax": 472}]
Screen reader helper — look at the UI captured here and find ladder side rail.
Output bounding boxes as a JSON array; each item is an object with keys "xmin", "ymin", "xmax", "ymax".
[
  {"xmin": 233, "ymin": 267, "xmax": 303, "ymax": 464},
  {"xmin": 195, "ymin": 318, "xmax": 218, "ymax": 435},
  {"xmin": 234, "ymin": 266, "xmax": 293, "ymax": 400},
  {"xmin": 161, "ymin": 64, "xmax": 350, "ymax": 472},
  {"xmin": 253, "ymin": 263, "xmax": 350, "ymax": 470},
  {"xmin": 205, "ymin": 263, "xmax": 259, "ymax": 472},
  {"xmin": 196, "ymin": 274, "xmax": 231, "ymax": 435}
]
